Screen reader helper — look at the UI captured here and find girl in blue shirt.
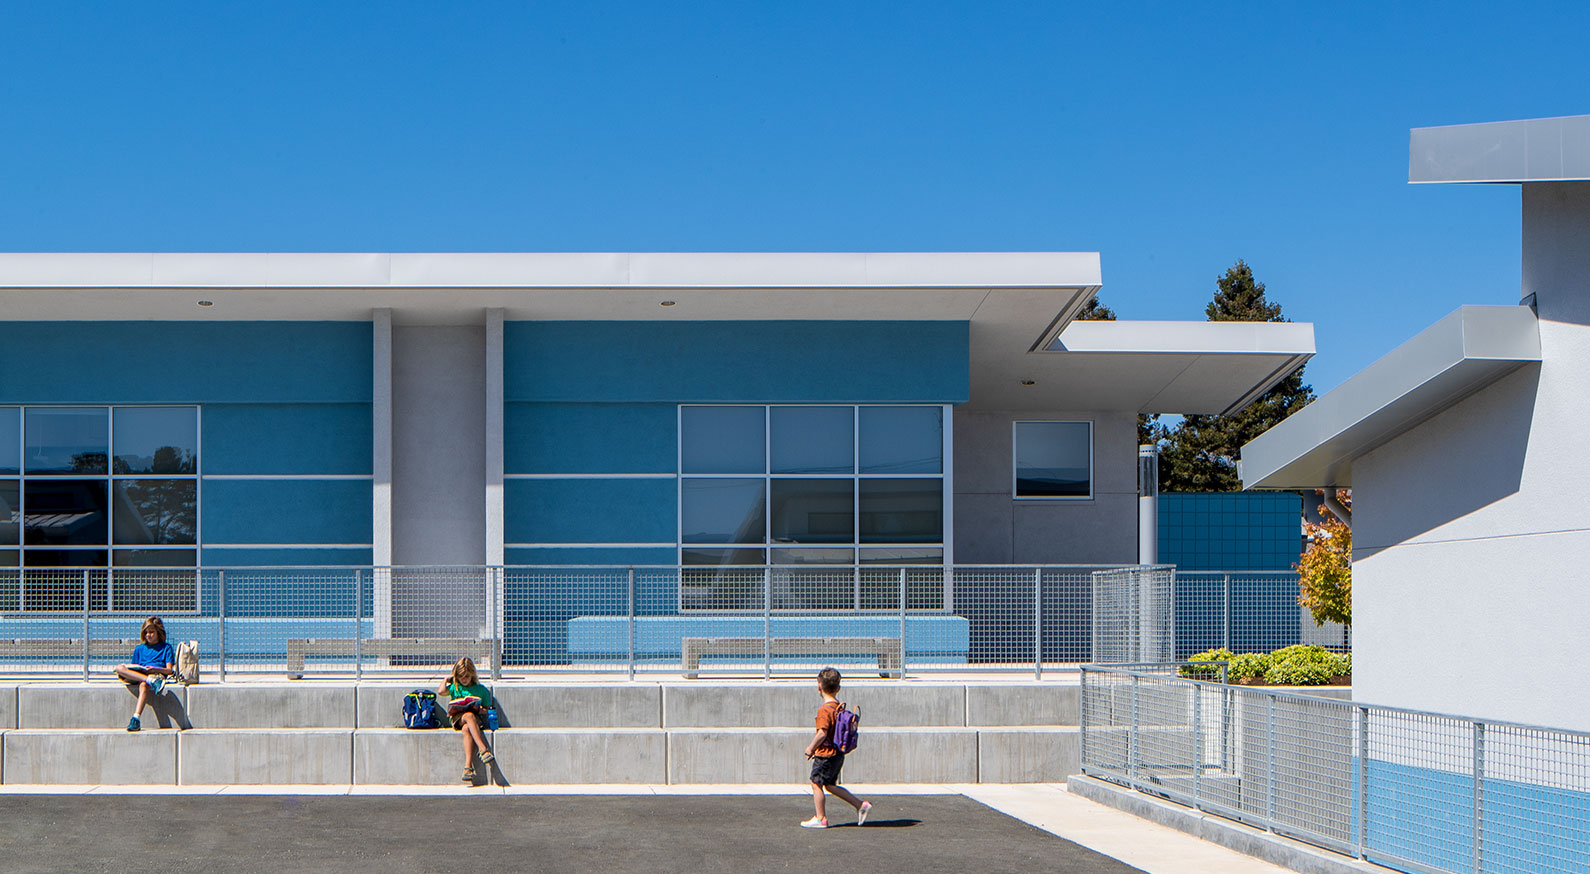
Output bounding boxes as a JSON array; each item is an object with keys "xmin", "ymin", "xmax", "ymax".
[{"xmin": 114, "ymin": 616, "xmax": 175, "ymax": 732}]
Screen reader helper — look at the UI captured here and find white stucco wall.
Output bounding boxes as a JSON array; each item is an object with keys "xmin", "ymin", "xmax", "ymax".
[{"xmin": 1353, "ymin": 182, "xmax": 1590, "ymax": 730}]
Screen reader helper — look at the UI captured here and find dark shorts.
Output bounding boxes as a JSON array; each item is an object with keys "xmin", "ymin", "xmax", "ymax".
[
  {"xmin": 810, "ymin": 753, "xmax": 845, "ymax": 786},
  {"xmin": 450, "ymin": 703, "xmax": 487, "ymax": 730}
]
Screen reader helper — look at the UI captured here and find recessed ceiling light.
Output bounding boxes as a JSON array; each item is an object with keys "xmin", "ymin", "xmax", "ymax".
[
  {"xmin": 196, "ymin": 300, "xmax": 214, "ymax": 307},
  {"xmin": 1020, "ymin": 379, "xmax": 1036, "ymax": 386},
  {"xmin": 660, "ymin": 300, "xmax": 676, "ymax": 307}
]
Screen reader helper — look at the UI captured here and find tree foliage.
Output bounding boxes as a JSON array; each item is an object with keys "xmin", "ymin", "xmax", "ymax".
[
  {"xmin": 1297, "ymin": 490, "xmax": 1352, "ymax": 626},
  {"xmin": 1075, "ymin": 294, "xmax": 1115, "ymax": 321},
  {"xmin": 1153, "ymin": 260, "xmax": 1315, "ymax": 491}
]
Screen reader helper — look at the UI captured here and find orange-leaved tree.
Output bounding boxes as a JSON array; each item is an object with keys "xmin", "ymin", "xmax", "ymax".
[{"xmin": 1296, "ymin": 489, "xmax": 1351, "ymax": 627}]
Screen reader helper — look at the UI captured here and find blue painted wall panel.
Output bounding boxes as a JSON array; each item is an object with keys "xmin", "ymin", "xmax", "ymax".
[
  {"xmin": 0, "ymin": 322, "xmax": 371, "ymax": 404},
  {"xmin": 505, "ymin": 403, "xmax": 676, "ymax": 474},
  {"xmin": 202, "ymin": 479, "xmax": 372, "ymax": 545},
  {"xmin": 503, "ymin": 321, "xmax": 968, "ymax": 403},
  {"xmin": 505, "ymin": 547, "xmax": 676, "ymax": 566},
  {"xmin": 504, "ymin": 478, "xmax": 676, "ymax": 544},
  {"xmin": 201, "ymin": 547, "xmax": 373, "ymax": 567},
  {"xmin": 203, "ymin": 404, "xmax": 371, "ymax": 475}
]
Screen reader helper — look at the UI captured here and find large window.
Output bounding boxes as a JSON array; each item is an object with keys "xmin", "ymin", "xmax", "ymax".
[
  {"xmin": 0, "ymin": 406, "xmax": 199, "ymax": 612},
  {"xmin": 1013, "ymin": 421, "xmax": 1092, "ymax": 499},
  {"xmin": 679, "ymin": 405, "xmax": 947, "ymax": 610}
]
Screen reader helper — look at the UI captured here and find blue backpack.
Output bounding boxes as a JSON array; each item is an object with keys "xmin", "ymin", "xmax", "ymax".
[
  {"xmin": 402, "ymin": 690, "xmax": 439, "ymax": 729},
  {"xmin": 831, "ymin": 702, "xmax": 860, "ymax": 754}
]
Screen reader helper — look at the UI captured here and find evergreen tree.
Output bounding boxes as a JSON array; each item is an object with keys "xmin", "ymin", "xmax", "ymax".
[
  {"xmin": 1155, "ymin": 261, "xmax": 1315, "ymax": 491},
  {"xmin": 1074, "ymin": 294, "xmax": 1115, "ymax": 321}
]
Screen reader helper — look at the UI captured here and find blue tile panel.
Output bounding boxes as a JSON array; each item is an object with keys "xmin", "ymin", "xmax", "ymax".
[
  {"xmin": 1158, "ymin": 492, "xmax": 1304, "ymax": 571},
  {"xmin": 0, "ymin": 322, "xmax": 371, "ymax": 404},
  {"xmin": 202, "ymin": 479, "xmax": 373, "ymax": 546},
  {"xmin": 200, "ymin": 548, "xmax": 374, "ymax": 567},
  {"xmin": 202, "ymin": 403, "xmax": 372, "ymax": 476},
  {"xmin": 503, "ymin": 321, "xmax": 969, "ymax": 403},
  {"xmin": 505, "ymin": 547, "xmax": 677, "ymax": 566},
  {"xmin": 504, "ymin": 478, "xmax": 677, "ymax": 545}
]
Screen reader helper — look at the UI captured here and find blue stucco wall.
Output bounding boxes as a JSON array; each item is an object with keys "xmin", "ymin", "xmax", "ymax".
[
  {"xmin": 1159, "ymin": 492, "xmax": 1303, "ymax": 571},
  {"xmin": 0, "ymin": 321, "xmax": 373, "ymax": 568}
]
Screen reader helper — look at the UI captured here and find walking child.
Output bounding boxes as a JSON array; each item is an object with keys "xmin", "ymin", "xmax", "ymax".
[
  {"xmin": 113, "ymin": 616, "xmax": 175, "ymax": 732},
  {"xmin": 438, "ymin": 656, "xmax": 497, "ymax": 783},
  {"xmin": 801, "ymin": 667, "xmax": 872, "ymax": 829}
]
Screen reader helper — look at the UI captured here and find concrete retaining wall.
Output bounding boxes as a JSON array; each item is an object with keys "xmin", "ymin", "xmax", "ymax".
[
  {"xmin": 180, "ymin": 729, "xmax": 354, "ymax": 785},
  {"xmin": 0, "ymin": 685, "xmax": 15, "ymax": 729},
  {"xmin": 3, "ymin": 730, "xmax": 178, "ymax": 784}
]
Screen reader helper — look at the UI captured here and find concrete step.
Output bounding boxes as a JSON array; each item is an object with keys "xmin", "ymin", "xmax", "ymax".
[
  {"xmin": 0, "ymin": 725, "xmax": 1084, "ymax": 786},
  {"xmin": 17, "ymin": 683, "xmax": 192, "ymax": 730}
]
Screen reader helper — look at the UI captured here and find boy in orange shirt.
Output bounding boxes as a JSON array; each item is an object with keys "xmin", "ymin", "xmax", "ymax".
[{"xmin": 801, "ymin": 667, "xmax": 872, "ymax": 829}]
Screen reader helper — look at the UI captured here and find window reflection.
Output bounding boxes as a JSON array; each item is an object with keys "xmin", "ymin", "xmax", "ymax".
[
  {"xmin": 680, "ymin": 479, "xmax": 765, "ymax": 543},
  {"xmin": 112, "ymin": 480, "xmax": 197, "ymax": 545},
  {"xmin": 859, "ymin": 406, "xmax": 942, "ymax": 473},
  {"xmin": 0, "ymin": 408, "xmax": 18, "ymax": 475},
  {"xmin": 859, "ymin": 479, "xmax": 943, "ymax": 543},
  {"xmin": 0, "ymin": 481, "xmax": 17, "ymax": 545},
  {"xmin": 113, "ymin": 407, "xmax": 197, "ymax": 474},
  {"xmin": 681, "ymin": 407, "xmax": 764, "ymax": 474},
  {"xmin": 25, "ymin": 408, "xmax": 108, "ymax": 475},
  {"xmin": 770, "ymin": 407, "xmax": 853, "ymax": 474},
  {"xmin": 770, "ymin": 479, "xmax": 853, "ymax": 544},
  {"xmin": 23, "ymin": 480, "xmax": 108, "ymax": 545},
  {"xmin": 1015, "ymin": 421, "xmax": 1092, "ymax": 498}
]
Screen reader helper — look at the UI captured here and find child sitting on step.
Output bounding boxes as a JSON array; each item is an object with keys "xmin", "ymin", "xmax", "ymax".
[
  {"xmin": 113, "ymin": 616, "xmax": 175, "ymax": 732},
  {"xmin": 438, "ymin": 656, "xmax": 497, "ymax": 783}
]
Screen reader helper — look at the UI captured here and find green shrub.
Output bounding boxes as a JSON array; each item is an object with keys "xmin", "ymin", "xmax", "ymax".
[
  {"xmin": 1263, "ymin": 645, "xmax": 1351, "ymax": 685},
  {"xmin": 1228, "ymin": 652, "xmax": 1272, "ymax": 682},
  {"xmin": 1179, "ymin": 649, "xmax": 1234, "ymax": 679}
]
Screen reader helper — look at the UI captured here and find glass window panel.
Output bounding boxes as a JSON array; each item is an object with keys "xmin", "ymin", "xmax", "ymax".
[
  {"xmin": 112, "ymin": 480, "xmax": 197, "ymax": 545},
  {"xmin": 680, "ymin": 547, "xmax": 765, "ymax": 566},
  {"xmin": 24, "ymin": 408, "xmax": 108, "ymax": 474},
  {"xmin": 770, "ymin": 479, "xmax": 853, "ymax": 544},
  {"xmin": 23, "ymin": 480, "xmax": 108, "ymax": 545},
  {"xmin": 0, "ymin": 408, "xmax": 18, "ymax": 474},
  {"xmin": 859, "ymin": 547, "xmax": 944, "ymax": 565},
  {"xmin": 1014, "ymin": 421, "xmax": 1092, "ymax": 498},
  {"xmin": 859, "ymin": 406, "xmax": 942, "ymax": 474},
  {"xmin": 770, "ymin": 406, "xmax": 853, "ymax": 474},
  {"xmin": 771, "ymin": 566, "xmax": 854, "ymax": 610},
  {"xmin": 680, "ymin": 406, "xmax": 764, "ymax": 474},
  {"xmin": 770, "ymin": 548, "xmax": 854, "ymax": 565},
  {"xmin": 113, "ymin": 407, "xmax": 197, "ymax": 474},
  {"xmin": 114, "ymin": 549, "xmax": 198, "ymax": 567},
  {"xmin": 859, "ymin": 479, "xmax": 943, "ymax": 543},
  {"xmin": 680, "ymin": 478, "xmax": 765, "ymax": 544},
  {"xmin": 0, "ymin": 559, "xmax": 15, "ymax": 612},
  {"xmin": 0, "ymin": 481, "xmax": 17, "ymax": 546},
  {"xmin": 0, "ymin": 549, "xmax": 15, "ymax": 566}
]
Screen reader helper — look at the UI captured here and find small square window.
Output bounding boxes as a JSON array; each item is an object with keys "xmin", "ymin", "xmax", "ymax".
[{"xmin": 1013, "ymin": 421, "xmax": 1091, "ymax": 499}]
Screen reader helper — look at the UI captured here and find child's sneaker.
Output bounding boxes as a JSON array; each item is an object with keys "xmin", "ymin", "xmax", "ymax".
[
  {"xmin": 799, "ymin": 816, "xmax": 828, "ymax": 829},
  {"xmin": 461, "ymin": 766, "xmax": 475, "ymax": 783},
  {"xmin": 857, "ymin": 801, "xmax": 872, "ymax": 825},
  {"xmin": 126, "ymin": 716, "xmax": 140, "ymax": 732},
  {"xmin": 479, "ymin": 750, "xmax": 495, "ymax": 765},
  {"xmin": 148, "ymin": 676, "xmax": 164, "ymax": 695}
]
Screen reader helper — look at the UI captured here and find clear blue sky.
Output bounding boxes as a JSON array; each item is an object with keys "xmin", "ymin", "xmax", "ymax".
[{"xmin": 1, "ymin": 2, "xmax": 1585, "ymax": 396}]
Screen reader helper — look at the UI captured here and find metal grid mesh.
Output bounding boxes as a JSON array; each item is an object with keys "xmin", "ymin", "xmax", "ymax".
[
  {"xmin": 1081, "ymin": 665, "xmax": 1590, "ymax": 874},
  {"xmin": 1091, "ymin": 566, "xmax": 1175, "ymax": 664},
  {"xmin": 1173, "ymin": 571, "xmax": 1348, "ymax": 658}
]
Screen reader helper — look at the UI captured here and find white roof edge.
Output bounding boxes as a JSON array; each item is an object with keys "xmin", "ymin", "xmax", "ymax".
[
  {"xmin": 1053, "ymin": 320, "xmax": 1315, "ymax": 354},
  {"xmin": 1410, "ymin": 114, "xmax": 1590, "ymax": 183},
  {"xmin": 0, "ymin": 252, "xmax": 1102, "ymax": 289},
  {"xmin": 1240, "ymin": 305, "xmax": 1541, "ymax": 489}
]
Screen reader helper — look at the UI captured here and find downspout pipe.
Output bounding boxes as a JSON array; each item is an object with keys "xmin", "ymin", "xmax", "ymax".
[{"xmin": 1322, "ymin": 490, "xmax": 1351, "ymax": 529}]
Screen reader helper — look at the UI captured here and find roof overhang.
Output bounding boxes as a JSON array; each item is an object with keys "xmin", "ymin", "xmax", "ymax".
[
  {"xmin": 1240, "ymin": 306, "xmax": 1541, "ymax": 489},
  {"xmin": 1411, "ymin": 114, "xmax": 1590, "ymax": 183},
  {"xmin": 0, "ymin": 251, "xmax": 1314, "ymax": 415}
]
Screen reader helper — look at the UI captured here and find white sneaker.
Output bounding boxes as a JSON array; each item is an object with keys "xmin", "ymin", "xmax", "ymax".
[
  {"xmin": 857, "ymin": 801, "xmax": 872, "ymax": 825},
  {"xmin": 800, "ymin": 816, "xmax": 828, "ymax": 829}
]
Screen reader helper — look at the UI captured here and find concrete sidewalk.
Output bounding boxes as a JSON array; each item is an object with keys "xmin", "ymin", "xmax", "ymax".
[{"xmin": 0, "ymin": 781, "xmax": 1300, "ymax": 874}]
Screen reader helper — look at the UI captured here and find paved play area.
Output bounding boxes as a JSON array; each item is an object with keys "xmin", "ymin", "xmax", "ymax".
[{"xmin": 0, "ymin": 785, "xmax": 1301, "ymax": 874}]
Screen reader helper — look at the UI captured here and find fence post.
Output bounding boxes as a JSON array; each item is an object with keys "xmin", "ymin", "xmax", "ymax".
[
  {"xmin": 898, "ymin": 568, "xmax": 907, "ymax": 680},
  {"xmin": 1223, "ymin": 572, "xmax": 1233, "ymax": 652},
  {"xmin": 81, "ymin": 569, "xmax": 90, "ymax": 681},
  {"xmin": 1474, "ymin": 721, "xmax": 1485, "ymax": 874},
  {"xmin": 1266, "ymin": 694, "xmax": 1277, "ymax": 832},
  {"xmin": 1358, "ymin": 705, "xmax": 1369, "ymax": 859},
  {"xmin": 1032, "ymin": 568, "xmax": 1043, "ymax": 680},
  {"xmin": 1192, "ymin": 678, "xmax": 1202, "ymax": 808},
  {"xmin": 217, "ymin": 569, "xmax": 227, "ymax": 683},
  {"xmin": 1129, "ymin": 674, "xmax": 1140, "ymax": 781},
  {"xmin": 626, "ymin": 567, "xmax": 636, "ymax": 682},
  {"xmin": 354, "ymin": 569, "xmax": 363, "ymax": 684},
  {"xmin": 488, "ymin": 567, "xmax": 500, "ymax": 683},
  {"xmin": 763, "ymin": 566, "xmax": 772, "ymax": 681}
]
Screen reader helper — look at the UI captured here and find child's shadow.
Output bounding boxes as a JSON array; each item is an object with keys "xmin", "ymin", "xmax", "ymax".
[
  {"xmin": 842, "ymin": 819, "xmax": 920, "ymax": 828},
  {"xmin": 124, "ymin": 683, "xmax": 193, "ymax": 730}
]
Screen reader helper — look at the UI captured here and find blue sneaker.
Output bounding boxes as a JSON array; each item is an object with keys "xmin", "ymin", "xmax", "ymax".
[
  {"xmin": 126, "ymin": 716, "xmax": 140, "ymax": 732},
  {"xmin": 148, "ymin": 676, "xmax": 164, "ymax": 695}
]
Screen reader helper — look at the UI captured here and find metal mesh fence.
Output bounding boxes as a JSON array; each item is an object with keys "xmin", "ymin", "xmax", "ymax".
[
  {"xmin": 1081, "ymin": 665, "xmax": 1590, "ymax": 874},
  {"xmin": 2, "ymin": 563, "xmax": 1331, "ymax": 679}
]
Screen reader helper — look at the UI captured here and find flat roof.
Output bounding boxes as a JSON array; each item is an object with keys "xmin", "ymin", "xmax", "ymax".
[
  {"xmin": 0, "ymin": 251, "xmax": 1313, "ymax": 415},
  {"xmin": 1240, "ymin": 306, "xmax": 1540, "ymax": 489},
  {"xmin": 1410, "ymin": 114, "xmax": 1590, "ymax": 183}
]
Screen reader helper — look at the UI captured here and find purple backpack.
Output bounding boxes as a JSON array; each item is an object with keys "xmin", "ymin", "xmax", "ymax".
[{"xmin": 831, "ymin": 702, "xmax": 860, "ymax": 754}]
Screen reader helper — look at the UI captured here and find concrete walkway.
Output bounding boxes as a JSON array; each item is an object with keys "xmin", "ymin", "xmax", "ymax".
[{"xmin": 0, "ymin": 782, "xmax": 1299, "ymax": 874}]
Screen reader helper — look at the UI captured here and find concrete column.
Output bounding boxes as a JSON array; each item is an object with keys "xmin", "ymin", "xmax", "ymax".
[
  {"xmin": 485, "ymin": 309, "xmax": 504, "ymax": 569},
  {"xmin": 372, "ymin": 309, "xmax": 393, "ymax": 638},
  {"xmin": 1137, "ymin": 444, "xmax": 1158, "ymax": 565}
]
